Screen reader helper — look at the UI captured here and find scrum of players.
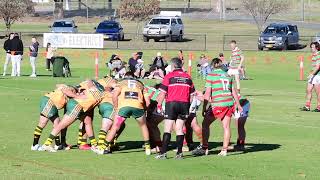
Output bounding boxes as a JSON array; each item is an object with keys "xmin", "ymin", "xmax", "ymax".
[{"xmin": 31, "ymin": 57, "xmax": 251, "ymax": 159}]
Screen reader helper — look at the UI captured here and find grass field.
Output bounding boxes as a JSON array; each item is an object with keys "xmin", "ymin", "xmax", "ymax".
[{"xmin": 0, "ymin": 48, "xmax": 319, "ymax": 179}]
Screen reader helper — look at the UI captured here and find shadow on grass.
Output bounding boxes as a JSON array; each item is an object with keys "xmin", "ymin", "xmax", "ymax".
[
  {"xmin": 207, "ymin": 143, "xmax": 281, "ymax": 156},
  {"xmin": 244, "ymin": 94, "xmax": 273, "ymax": 97}
]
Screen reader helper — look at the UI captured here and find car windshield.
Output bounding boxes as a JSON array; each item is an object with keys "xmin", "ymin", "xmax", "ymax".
[
  {"xmin": 264, "ymin": 26, "xmax": 286, "ymax": 34},
  {"xmin": 53, "ymin": 21, "xmax": 73, "ymax": 28},
  {"xmin": 149, "ymin": 19, "xmax": 170, "ymax": 25},
  {"xmin": 98, "ymin": 23, "xmax": 119, "ymax": 29}
]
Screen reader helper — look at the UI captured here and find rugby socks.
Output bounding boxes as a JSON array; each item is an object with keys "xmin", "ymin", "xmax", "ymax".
[
  {"xmin": 144, "ymin": 140, "xmax": 150, "ymax": 146},
  {"xmin": 55, "ymin": 136, "xmax": 61, "ymax": 146},
  {"xmin": 89, "ymin": 136, "xmax": 97, "ymax": 146},
  {"xmin": 176, "ymin": 135, "xmax": 184, "ymax": 154},
  {"xmin": 98, "ymin": 130, "xmax": 107, "ymax": 147},
  {"xmin": 60, "ymin": 128, "xmax": 67, "ymax": 146},
  {"xmin": 44, "ymin": 134, "xmax": 56, "ymax": 146},
  {"xmin": 161, "ymin": 133, "xmax": 171, "ymax": 154},
  {"xmin": 77, "ymin": 128, "xmax": 86, "ymax": 146},
  {"xmin": 33, "ymin": 126, "xmax": 43, "ymax": 146}
]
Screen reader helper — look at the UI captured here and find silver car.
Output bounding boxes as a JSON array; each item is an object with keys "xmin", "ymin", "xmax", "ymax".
[
  {"xmin": 49, "ymin": 19, "xmax": 78, "ymax": 33},
  {"xmin": 143, "ymin": 11, "xmax": 184, "ymax": 42}
]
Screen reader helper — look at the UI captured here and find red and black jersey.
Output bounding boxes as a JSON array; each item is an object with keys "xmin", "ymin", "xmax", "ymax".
[{"xmin": 159, "ymin": 69, "xmax": 195, "ymax": 103}]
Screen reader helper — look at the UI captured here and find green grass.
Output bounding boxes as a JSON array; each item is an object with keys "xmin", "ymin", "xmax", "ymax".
[{"xmin": 0, "ymin": 49, "xmax": 320, "ymax": 179}]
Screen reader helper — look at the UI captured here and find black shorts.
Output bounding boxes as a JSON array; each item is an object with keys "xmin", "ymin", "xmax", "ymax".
[{"xmin": 165, "ymin": 102, "xmax": 190, "ymax": 120}]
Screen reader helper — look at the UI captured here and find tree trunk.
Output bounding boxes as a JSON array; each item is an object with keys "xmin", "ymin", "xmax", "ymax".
[
  {"xmin": 54, "ymin": 0, "xmax": 64, "ymax": 19},
  {"xmin": 108, "ymin": 0, "xmax": 112, "ymax": 10},
  {"xmin": 78, "ymin": 0, "xmax": 81, "ymax": 10}
]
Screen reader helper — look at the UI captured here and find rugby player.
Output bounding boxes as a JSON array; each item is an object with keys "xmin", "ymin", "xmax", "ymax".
[
  {"xmin": 41, "ymin": 80, "xmax": 105, "ymax": 152},
  {"xmin": 96, "ymin": 72, "xmax": 151, "ymax": 155},
  {"xmin": 145, "ymin": 84, "xmax": 165, "ymax": 153},
  {"xmin": 96, "ymin": 77, "xmax": 126, "ymax": 150},
  {"xmin": 228, "ymin": 40, "xmax": 244, "ymax": 92},
  {"xmin": 31, "ymin": 84, "xmax": 75, "ymax": 151},
  {"xmin": 300, "ymin": 42, "xmax": 320, "ymax": 112},
  {"xmin": 193, "ymin": 58, "xmax": 242, "ymax": 156},
  {"xmin": 155, "ymin": 57, "xmax": 196, "ymax": 159}
]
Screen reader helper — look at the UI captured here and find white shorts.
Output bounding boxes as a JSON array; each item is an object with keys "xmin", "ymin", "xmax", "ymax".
[
  {"xmin": 308, "ymin": 75, "xmax": 320, "ymax": 85},
  {"xmin": 228, "ymin": 69, "xmax": 239, "ymax": 76}
]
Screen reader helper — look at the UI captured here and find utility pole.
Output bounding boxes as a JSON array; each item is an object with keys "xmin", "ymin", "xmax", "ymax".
[{"xmin": 301, "ymin": 0, "xmax": 305, "ymax": 21}]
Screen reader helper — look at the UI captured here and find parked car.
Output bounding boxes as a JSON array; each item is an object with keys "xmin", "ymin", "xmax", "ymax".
[
  {"xmin": 258, "ymin": 23, "xmax": 299, "ymax": 50},
  {"xmin": 313, "ymin": 33, "xmax": 320, "ymax": 44},
  {"xmin": 95, "ymin": 20, "xmax": 124, "ymax": 41},
  {"xmin": 143, "ymin": 11, "xmax": 184, "ymax": 42},
  {"xmin": 49, "ymin": 19, "xmax": 78, "ymax": 33}
]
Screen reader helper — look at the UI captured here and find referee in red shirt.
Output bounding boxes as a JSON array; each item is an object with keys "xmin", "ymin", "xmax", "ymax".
[{"xmin": 156, "ymin": 57, "xmax": 196, "ymax": 159}]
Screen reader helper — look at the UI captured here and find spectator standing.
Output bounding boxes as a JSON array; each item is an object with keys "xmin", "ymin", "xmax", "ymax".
[
  {"xmin": 2, "ymin": 33, "xmax": 14, "ymax": 76},
  {"xmin": 10, "ymin": 33, "xmax": 23, "ymax": 77},
  {"xmin": 29, "ymin": 37, "xmax": 39, "ymax": 77},
  {"xmin": 46, "ymin": 43, "xmax": 56, "ymax": 71}
]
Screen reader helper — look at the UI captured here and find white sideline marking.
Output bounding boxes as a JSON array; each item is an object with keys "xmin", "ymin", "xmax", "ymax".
[{"xmin": 251, "ymin": 119, "xmax": 320, "ymax": 129}]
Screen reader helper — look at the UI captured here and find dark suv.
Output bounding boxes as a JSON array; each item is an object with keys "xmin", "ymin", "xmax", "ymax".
[{"xmin": 258, "ymin": 23, "xmax": 299, "ymax": 50}]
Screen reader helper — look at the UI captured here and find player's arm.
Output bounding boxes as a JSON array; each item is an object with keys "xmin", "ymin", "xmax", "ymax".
[
  {"xmin": 231, "ymin": 86, "xmax": 243, "ymax": 113},
  {"xmin": 143, "ymin": 89, "xmax": 151, "ymax": 108},
  {"xmin": 202, "ymin": 87, "xmax": 211, "ymax": 117},
  {"xmin": 309, "ymin": 63, "xmax": 320, "ymax": 77},
  {"xmin": 157, "ymin": 75, "xmax": 169, "ymax": 110},
  {"xmin": 238, "ymin": 52, "xmax": 245, "ymax": 70},
  {"xmin": 112, "ymin": 87, "xmax": 121, "ymax": 111}
]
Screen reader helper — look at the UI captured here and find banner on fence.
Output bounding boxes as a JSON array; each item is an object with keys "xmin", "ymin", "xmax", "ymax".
[{"xmin": 43, "ymin": 33, "xmax": 104, "ymax": 49}]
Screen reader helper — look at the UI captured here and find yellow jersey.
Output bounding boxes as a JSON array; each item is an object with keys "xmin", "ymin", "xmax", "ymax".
[
  {"xmin": 117, "ymin": 79, "xmax": 148, "ymax": 109},
  {"xmin": 45, "ymin": 85, "xmax": 73, "ymax": 109},
  {"xmin": 98, "ymin": 77, "xmax": 117, "ymax": 105},
  {"xmin": 74, "ymin": 86, "xmax": 105, "ymax": 112}
]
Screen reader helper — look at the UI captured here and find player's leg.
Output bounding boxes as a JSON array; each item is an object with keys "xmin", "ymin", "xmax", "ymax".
[
  {"xmin": 218, "ymin": 110, "xmax": 233, "ymax": 156},
  {"xmin": 77, "ymin": 122, "xmax": 87, "ymax": 147},
  {"xmin": 31, "ymin": 115, "xmax": 49, "ymax": 150},
  {"xmin": 82, "ymin": 110, "xmax": 97, "ymax": 148},
  {"xmin": 312, "ymin": 81, "xmax": 320, "ymax": 111},
  {"xmin": 301, "ymin": 83, "xmax": 313, "ymax": 111},
  {"xmin": 98, "ymin": 118, "xmax": 113, "ymax": 149},
  {"xmin": 175, "ymin": 118, "xmax": 186, "ymax": 159},
  {"xmin": 146, "ymin": 114, "xmax": 163, "ymax": 152},
  {"xmin": 192, "ymin": 109, "xmax": 215, "ymax": 156},
  {"xmin": 184, "ymin": 115, "xmax": 193, "ymax": 149},
  {"xmin": 42, "ymin": 100, "xmax": 82, "ymax": 152},
  {"xmin": 191, "ymin": 115, "xmax": 203, "ymax": 144},
  {"xmin": 234, "ymin": 73, "xmax": 241, "ymax": 92},
  {"xmin": 136, "ymin": 114, "xmax": 151, "ymax": 155}
]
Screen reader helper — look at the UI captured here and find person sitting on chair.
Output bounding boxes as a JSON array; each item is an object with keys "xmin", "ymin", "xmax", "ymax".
[
  {"xmin": 107, "ymin": 54, "xmax": 122, "ymax": 77},
  {"xmin": 150, "ymin": 52, "xmax": 166, "ymax": 75}
]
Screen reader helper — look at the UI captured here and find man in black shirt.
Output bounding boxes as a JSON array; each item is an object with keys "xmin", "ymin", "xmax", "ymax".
[{"xmin": 9, "ymin": 33, "xmax": 24, "ymax": 77}]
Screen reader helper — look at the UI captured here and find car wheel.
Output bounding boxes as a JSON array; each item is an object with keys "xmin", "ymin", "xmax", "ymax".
[
  {"xmin": 143, "ymin": 36, "xmax": 149, "ymax": 42},
  {"xmin": 258, "ymin": 46, "xmax": 263, "ymax": 51},
  {"xmin": 178, "ymin": 34, "xmax": 183, "ymax": 42},
  {"xmin": 282, "ymin": 41, "xmax": 288, "ymax": 51}
]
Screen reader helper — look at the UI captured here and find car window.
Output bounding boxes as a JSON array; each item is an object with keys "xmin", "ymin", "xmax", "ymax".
[
  {"xmin": 264, "ymin": 26, "xmax": 286, "ymax": 34},
  {"xmin": 171, "ymin": 19, "xmax": 177, "ymax": 25},
  {"xmin": 177, "ymin": 19, "xmax": 183, "ymax": 24},
  {"xmin": 288, "ymin": 25, "xmax": 297, "ymax": 32},
  {"xmin": 98, "ymin": 23, "xmax": 119, "ymax": 29},
  {"xmin": 53, "ymin": 21, "xmax": 74, "ymax": 28},
  {"xmin": 149, "ymin": 19, "xmax": 170, "ymax": 25}
]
